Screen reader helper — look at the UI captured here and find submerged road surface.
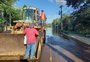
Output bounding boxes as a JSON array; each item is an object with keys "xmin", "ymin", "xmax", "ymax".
[{"xmin": 41, "ymin": 28, "xmax": 90, "ymax": 62}]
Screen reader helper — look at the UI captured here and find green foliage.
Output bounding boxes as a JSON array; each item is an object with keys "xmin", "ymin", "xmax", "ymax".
[
  {"xmin": 0, "ymin": 18, "xmax": 5, "ymax": 23},
  {"xmin": 0, "ymin": 0, "xmax": 18, "ymax": 11},
  {"xmin": 71, "ymin": 6, "xmax": 90, "ymax": 34},
  {"xmin": 11, "ymin": 9, "xmax": 22, "ymax": 20},
  {"xmin": 0, "ymin": 0, "xmax": 17, "ymax": 6},
  {"xmin": 0, "ymin": 0, "xmax": 20, "ymax": 21},
  {"xmin": 66, "ymin": 0, "xmax": 90, "ymax": 9},
  {"xmin": 62, "ymin": 0, "xmax": 90, "ymax": 35},
  {"xmin": 23, "ymin": 5, "xmax": 27, "ymax": 8}
]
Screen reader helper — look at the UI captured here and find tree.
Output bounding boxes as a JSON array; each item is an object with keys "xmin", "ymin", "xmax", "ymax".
[
  {"xmin": 71, "ymin": 6, "xmax": 90, "ymax": 34},
  {"xmin": 65, "ymin": 0, "xmax": 90, "ymax": 35},
  {"xmin": 66, "ymin": 0, "xmax": 90, "ymax": 9},
  {"xmin": 0, "ymin": 0, "xmax": 18, "ymax": 24}
]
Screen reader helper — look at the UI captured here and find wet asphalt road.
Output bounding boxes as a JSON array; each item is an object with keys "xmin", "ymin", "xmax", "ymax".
[{"xmin": 46, "ymin": 28, "xmax": 90, "ymax": 62}]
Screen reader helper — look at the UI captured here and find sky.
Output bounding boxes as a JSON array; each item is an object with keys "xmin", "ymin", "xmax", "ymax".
[{"xmin": 14, "ymin": 0, "xmax": 74, "ymax": 23}]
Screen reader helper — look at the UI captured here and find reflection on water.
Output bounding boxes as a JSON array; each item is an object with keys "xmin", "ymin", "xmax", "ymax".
[
  {"xmin": 46, "ymin": 28, "xmax": 53, "ymax": 36},
  {"xmin": 46, "ymin": 27, "xmax": 59, "ymax": 43},
  {"xmin": 46, "ymin": 27, "xmax": 53, "ymax": 43},
  {"xmin": 46, "ymin": 27, "xmax": 59, "ymax": 36}
]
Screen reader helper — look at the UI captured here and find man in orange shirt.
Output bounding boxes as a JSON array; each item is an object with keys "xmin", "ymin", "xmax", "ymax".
[{"xmin": 39, "ymin": 10, "xmax": 46, "ymax": 26}]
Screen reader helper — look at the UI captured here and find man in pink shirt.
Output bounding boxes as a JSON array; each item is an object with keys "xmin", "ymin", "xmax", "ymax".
[{"xmin": 24, "ymin": 23, "xmax": 39, "ymax": 60}]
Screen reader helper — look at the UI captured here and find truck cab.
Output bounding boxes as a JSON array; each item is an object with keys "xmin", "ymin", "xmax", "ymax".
[{"xmin": 11, "ymin": 6, "xmax": 41, "ymax": 34}]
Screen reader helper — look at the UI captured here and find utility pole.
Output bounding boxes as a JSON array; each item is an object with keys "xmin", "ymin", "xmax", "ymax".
[
  {"xmin": 59, "ymin": 5, "xmax": 63, "ymax": 30},
  {"xmin": 9, "ymin": 13, "xmax": 11, "ymax": 26}
]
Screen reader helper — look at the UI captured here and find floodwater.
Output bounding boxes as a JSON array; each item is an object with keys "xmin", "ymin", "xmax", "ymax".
[{"xmin": 46, "ymin": 27, "xmax": 90, "ymax": 62}]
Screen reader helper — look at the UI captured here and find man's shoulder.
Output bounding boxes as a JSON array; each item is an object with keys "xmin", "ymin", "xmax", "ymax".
[
  {"xmin": 25, "ymin": 27, "xmax": 28, "ymax": 29},
  {"xmin": 32, "ymin": 28, "xmax": 36, "ymax": 30},
  {"xmin": 25, "ymin": 28, "xmax": 37, "ymax": 31},
  {"xmin": 25, "ymin": 28, "xmax": 30, "ymax": 30}
]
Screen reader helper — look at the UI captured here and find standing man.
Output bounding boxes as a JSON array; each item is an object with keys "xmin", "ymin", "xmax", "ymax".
[
  {"xmin": 23, "ymin": 23, "xmax": 39, "ymax": 60},
  {"xmin": 40, "ymin": 10, "xmax": 46, "ymax": 26}
]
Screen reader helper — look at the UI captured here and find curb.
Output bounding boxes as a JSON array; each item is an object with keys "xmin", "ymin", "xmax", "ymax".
[{"xmin": 62, "ymin": 33, "xmax": 90, "ymax": 46}]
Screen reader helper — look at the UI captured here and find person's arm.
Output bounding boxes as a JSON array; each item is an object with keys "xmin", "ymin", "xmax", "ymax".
[
  {"xmin": 23, "ymin": 28, "xmax": 26, "ymax": 34},
  {"xmin": 44, "ymin": 13, "xmax": 46, "ymax": 21},
  {"xmin": 34, "ymin": 29, "xmax": 39, "ymax": 36}
]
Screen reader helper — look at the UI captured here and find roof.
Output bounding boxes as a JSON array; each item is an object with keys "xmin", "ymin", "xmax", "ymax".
[
  {"xmin": 13, "ymin": 20, "xmax": 25, "ymax": 23},
  {"xmin": 23, "ymin": 6, "xmax": 37, "ymax": 10}
]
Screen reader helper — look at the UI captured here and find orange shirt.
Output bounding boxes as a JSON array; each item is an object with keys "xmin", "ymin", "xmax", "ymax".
[{"xmin": 40, "ymin": 12, "xmax": 46, "ymax": 21}]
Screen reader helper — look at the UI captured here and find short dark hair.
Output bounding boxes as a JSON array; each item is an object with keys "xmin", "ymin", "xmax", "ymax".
[
  {"xmin": 29, "ymin": 23, "xmax": 34, "ymax": 28},
  {"xmin": 41, "ymin": 10, "xmax": 44, "ymax": 12}
]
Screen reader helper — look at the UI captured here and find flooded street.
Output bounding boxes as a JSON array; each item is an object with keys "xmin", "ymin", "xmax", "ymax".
[
  {"xmin": 46, "ymin": 27, "xmax": 90, "ymax": 62},
  {"xmin": 0, "ymin": 0, "xmax": 90, "ymax": 62}
]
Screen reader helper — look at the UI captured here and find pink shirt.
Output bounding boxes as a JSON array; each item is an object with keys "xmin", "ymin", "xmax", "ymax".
[{"xmin": 24, "ymin": 28, "xmax": 39, "ymax": 44}]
